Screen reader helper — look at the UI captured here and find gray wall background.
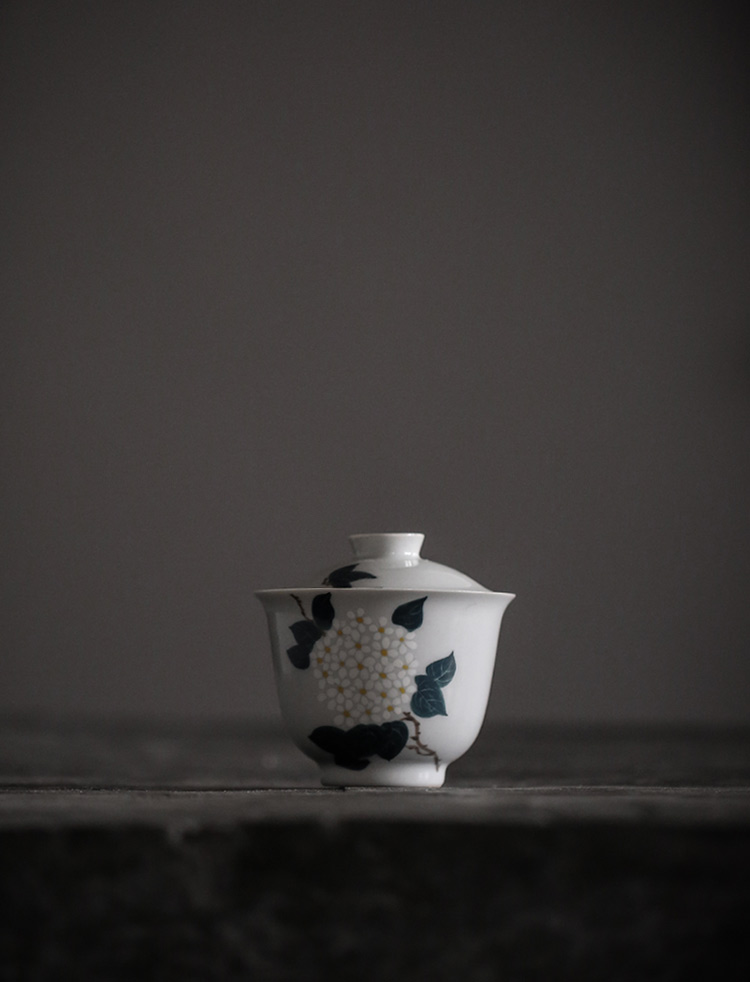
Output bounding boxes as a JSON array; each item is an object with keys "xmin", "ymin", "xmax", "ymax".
[{"xmin": 2, "ymin": 1, "xmax": 748, "ymax": 725}]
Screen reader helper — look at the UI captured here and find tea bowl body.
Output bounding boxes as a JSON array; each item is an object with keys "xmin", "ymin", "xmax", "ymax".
[{"xmin": 256, "ymin": 534, "xmax": 514, "ymax": 788}]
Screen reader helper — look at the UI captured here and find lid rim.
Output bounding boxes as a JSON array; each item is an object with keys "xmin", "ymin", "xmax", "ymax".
[
  {"xmin": 265, "ymin": 532, "xmax": 504, "ymax": 594},
  {"xmin": 256, "ymin": 587, "xmax": 516, "ymax": 599}
]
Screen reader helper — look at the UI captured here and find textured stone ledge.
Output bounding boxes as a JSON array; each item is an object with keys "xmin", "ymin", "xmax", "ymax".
[{"xmin": 1, "ymin": 721, "xmax": 748, "ymax": 981}]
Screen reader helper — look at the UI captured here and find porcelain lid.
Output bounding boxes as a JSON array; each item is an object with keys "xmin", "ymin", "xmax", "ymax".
[{"xmin": 304, "ymin": 532, "xmax": 491, "ymax": 592}]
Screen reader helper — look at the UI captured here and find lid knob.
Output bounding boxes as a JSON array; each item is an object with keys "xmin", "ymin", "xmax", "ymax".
[{"xmin": 349, "ymin": 533, "xmax": 424, "ymax": 561}]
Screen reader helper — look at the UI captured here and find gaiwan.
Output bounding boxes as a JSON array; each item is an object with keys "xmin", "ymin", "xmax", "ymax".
[{"xmin": 256, "ymin": 533, "xmax": 514, "ymax": 788}]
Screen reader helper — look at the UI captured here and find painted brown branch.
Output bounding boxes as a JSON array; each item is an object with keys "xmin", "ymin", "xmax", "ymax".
[
  {"xmin": 408, "ymin": 743, "xmax": 435, "ymax": 757},
  {"xmin": 402, "ymin": 711, "xmax": 441, "ymax": 770},
  {"xmin": 290, "ymin": 594, "xmax": 309, "ymax": 621}
]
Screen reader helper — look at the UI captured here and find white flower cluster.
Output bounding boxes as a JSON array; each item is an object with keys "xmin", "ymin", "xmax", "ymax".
[{"xmin": 312, "ymin": 608, "xmax": 419, "ymax": 726}]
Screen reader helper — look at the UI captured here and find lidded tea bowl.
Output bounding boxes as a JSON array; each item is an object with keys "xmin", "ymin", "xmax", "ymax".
[{"xmin": 256, "ymin": 533, "xmax": 514, "ymax": 788}]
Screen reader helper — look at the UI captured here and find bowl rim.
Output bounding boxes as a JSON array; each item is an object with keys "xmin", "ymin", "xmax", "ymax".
[{"xmin": 255, "ymin": 587, "xmax": 516, "ymax": 600}]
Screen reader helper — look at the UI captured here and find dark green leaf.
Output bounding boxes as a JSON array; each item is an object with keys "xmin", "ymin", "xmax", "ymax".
[
  {"xmin": 377, "ymin": 720, "xmax": 409, "ymax": 760},
  {"xmin": 290, "ymin": 620, "xmax": 322, "ymax": 646},
  {"xmin": 334, "ymin": 755, "xmax": 371, "ymax": 771},
  {"xmin": 286, "ymin": 619, "xmax": 321, "ymax": 669},
  {"xmin": 322, "ymin": 564, "xmax": 378, "ymax": 588},
  {"xmin": 343, "ymin": 724, "xmax": 382, "ymax": 760},
  {"xmin": 392, "ymin": 596, "xmax": 427, "ymax": 631},
  {"xmin": 308, "ymin": 721, "xmax": 409, "ymax": 770},
  {"xmin": 311, "ymin": 592, "xmax": 335, "ymax": 631},
  {"xmin": 308, "ymin": 726, "xmax": 344, "ymax": 754},
  {"xmin": 426, "ymin": 652, "xmax": 456, "ymax": 687},
  {"xmin": 309, "ymin": 725, "xmax": 375, "ymax": 770},
  {"xmin": 286, "ymin": 643, "xmax": 312, "ymax": 669},
  {"xmin": 410, "ymin": 675, "xmax": 447, "ymax": 718},
  {"xmin": 348, "ymin": 569, "xmax": 377, "ymax": 583}
]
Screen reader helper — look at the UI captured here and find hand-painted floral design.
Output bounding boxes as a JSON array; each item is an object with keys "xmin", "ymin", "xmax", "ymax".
[
  {"xmin": 322, "ymin": 564, "xmax": 377, "ymax": 588},
  {"xmin": 390, "ymin": 629, "xmax": 418, "ymax": 656},
  {"xmin": 286, "ymin": 593, "xmax": 457, "ymax": 771}
]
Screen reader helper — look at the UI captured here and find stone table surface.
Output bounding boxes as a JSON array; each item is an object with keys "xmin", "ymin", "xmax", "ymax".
[{"xmin": 1, "ymin": 719, "xmax": 749, "ymax": 980}]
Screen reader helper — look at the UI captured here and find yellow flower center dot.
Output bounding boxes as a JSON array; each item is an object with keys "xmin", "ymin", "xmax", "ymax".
[
  {"xmin": 337, "ymin": 685, "xmax": 344, "ymax": 693},
  {"xmin": 359, "ymin": 688, "xmax": 367, "ymax": 696},
  {"xmin": 380, "ymin": 649, "xmax": 388, "ymax": 657},
  {"xmin": 379, "ymin": 672, "xmax": 387, "ymax": 679},
  {"xmin": 399, "ymin": 687, "xmax": 405, "ymax": 694},
  {"xmin": 343, "ymin": 710, "xmax": 351, "ymax": 718},
  {"xmin": 354, "ymin": 642, "xmax": 361, "ymax": 650},
  {"xmin": 337, "ymin": 630, "xmax": 343, "ymax": 636},
  {"xmin": 316, "ymin": 657, "xmax": 323, "ymax": 664},
  {"xmin": 380, "ymin": 691, "xmax": 387, "ymax": 699},
  {"xmin": 356, "ymin": 616, "xmax": 363, "ymax": 623},
  {"xmin": 324, "ymin": 646, "xmax": 331, "ymax": 653},
  {"xmin": 357, "ymin": 662, "xmax": 364, "ymax": 670},
  {"xmin": 378, "ymin": 627, "xmax": 385, "ymax": 633},
  {"xmin": 322, "ymin": 670, "xmax": 328, "ymax": 678},
  {"xmin": 387, "ymin": 705, "xmax": 394, "ymax": 712}
]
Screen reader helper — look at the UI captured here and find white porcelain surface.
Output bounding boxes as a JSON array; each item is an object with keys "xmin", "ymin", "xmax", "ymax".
[
  {"xmin": 307, "ymin": 532, "xmax": 490, "ymax": 592},
  {"xmin": 256, "ymin": 533, "xmax": 514, "ymax": 788}
]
